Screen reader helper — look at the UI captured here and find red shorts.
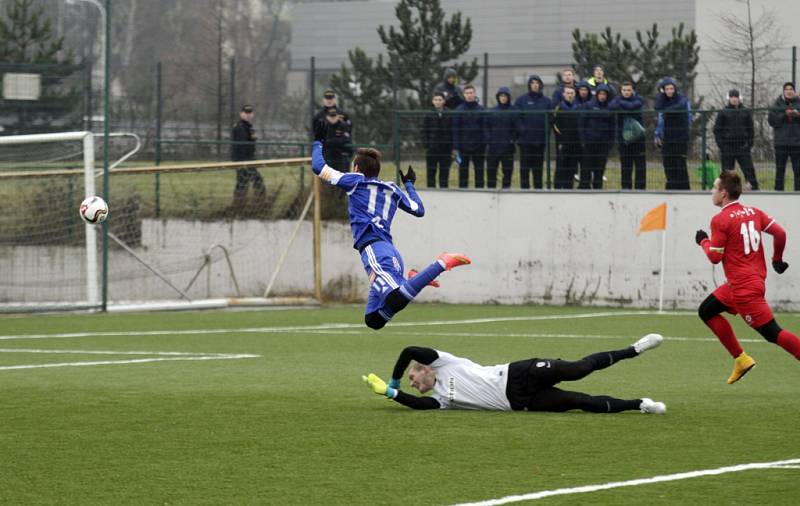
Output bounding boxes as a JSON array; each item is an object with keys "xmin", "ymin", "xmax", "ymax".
[{"xmin": 712, "ymin": 283, "xmax": 774, "ymax": 328}]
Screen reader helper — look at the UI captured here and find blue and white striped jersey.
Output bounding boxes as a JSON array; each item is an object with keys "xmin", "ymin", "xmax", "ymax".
[{"xmin": 311, "ymin": 141, "xmax": 425, "ymax": 249}]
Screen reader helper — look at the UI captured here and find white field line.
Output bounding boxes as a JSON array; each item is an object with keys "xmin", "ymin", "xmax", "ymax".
[
  {"xmin": 292, "ymin": 329, "xmax": 768, "ymax": 344},
  {"xmin": 0, "ymin": 348, "xmax": 260, "ymax": 371},
  {"xmin": 450, "ymin": 458, "xmax": 800, "ymax": 506},
  {"xmin": 0, "ymin": 311, "xmax": 690, "ymax": 341}
]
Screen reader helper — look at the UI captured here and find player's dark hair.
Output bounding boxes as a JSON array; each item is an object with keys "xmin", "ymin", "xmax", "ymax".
[
  {"xmin": 354, "ymin": 148, "xmax": 381, "ymax": 178},
  {"xmin": 718, "ymin": 170, "xmax": 742, "ymax": 199}
]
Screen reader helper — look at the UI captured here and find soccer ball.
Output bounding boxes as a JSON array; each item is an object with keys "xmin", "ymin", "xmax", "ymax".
[{"xmin": 79, "ymin": 196, "xmax": 109, "ymax": 224}]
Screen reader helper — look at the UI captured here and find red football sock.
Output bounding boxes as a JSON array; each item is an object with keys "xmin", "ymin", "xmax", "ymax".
[
  {"xmin": 776, "ymin": 330, "xmax": 800, "ymax": 360},
  {"xmin": 705, "ymin": 315, "xmax": 743, "ymax": 358}
]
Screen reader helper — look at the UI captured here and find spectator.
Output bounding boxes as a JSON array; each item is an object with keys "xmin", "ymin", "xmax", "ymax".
[
  {"xmin": 610, "ymin": 81, "xmax": 647, "ymax": 190},
  {"xmin": 514, "ymin": 75, "xmax": 552, "ymax": 189},
  {"xmin": 714, "ymin": 89, "xmax": 758, "ymax": 191},
  {"xmin": 312, "ymin": 89, "xmax": 349, "ymax": 136},
  {"xmin": 453, "ymin": 85, "xmax": 487, "ymax": 188},
  {"xmin": 231, "ymin": 104, "xmax": 266, "ymax": 210},
  {"xmin": 421, "ymin": 92, "xmax": 453, "ymax": 188},
  {"xmin": 551, "ymin": 68, "xmax": 577, "ymax": 104},
  {"xmin": 574, "ymin": 80, "xmax": 593, "ymax": 185},
  {"xmin": 767, "ymin": 82, "xmax": 800, "ymax": 191},
  {"xmin": 322, "ymin": 108, "xmax": 353, "ymax": 172},
  {"xmin": 433, "ymin": 68, "xmax": 464, "ymax": 110},
  {"xmin": 579, "ymin": 84, "xmax": 614, "ymax": 189},
  {"xmin": 485, "ymin": 87, "xmax": 516, "ymax": 189},
  {"xmin": 655, "ymin": 78, "xmax": 692, "ymax": 190},
  {"xmin": 696, "ymin": 151, "xmax": 719, "ymax": 190},
  {"xmin": 552, "ymin": 86, "xmax": 581, "ymax": 189},
  {"xmin": 586, "ymin": 64, "xmax": 615, "ymax": 97}
]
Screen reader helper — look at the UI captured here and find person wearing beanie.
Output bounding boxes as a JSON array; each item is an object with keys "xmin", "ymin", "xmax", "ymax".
[
  {"xmin": 713, "ymin": 89, "xmax": 759, "ymax": 190},
  {"xmin": 767, "ymin": 82, "xmax": 800, "ymax": 191}
]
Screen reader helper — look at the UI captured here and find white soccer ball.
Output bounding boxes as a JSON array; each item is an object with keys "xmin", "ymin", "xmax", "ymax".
[{"xmin": 79, "ymin": 196, "xmax": 109, "ymax": 224}]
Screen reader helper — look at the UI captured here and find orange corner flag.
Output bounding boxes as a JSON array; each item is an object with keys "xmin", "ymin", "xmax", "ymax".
[{"xmin": 638, "ymin": 203, "xmax": 667, "ymax": 234}]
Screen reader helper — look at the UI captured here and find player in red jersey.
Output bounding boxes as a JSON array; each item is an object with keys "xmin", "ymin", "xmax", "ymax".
[{"xmin": 695, "ymin": 171, "xmax": 800, "ymax": 384}]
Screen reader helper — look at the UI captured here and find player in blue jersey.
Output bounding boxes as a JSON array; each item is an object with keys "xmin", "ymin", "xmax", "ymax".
[{"xmin": 311, "ymin": 140, "xmax": 471, "ymax": 330}]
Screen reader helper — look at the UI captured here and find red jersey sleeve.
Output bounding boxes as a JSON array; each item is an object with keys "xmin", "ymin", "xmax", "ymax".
[
  {"xmin": 759, "ymin": 208, "xmax": 786, "ymax": 261},
  {"xmin": 701, "ymin": 213, "xmax": 727, "ymax": 264}
]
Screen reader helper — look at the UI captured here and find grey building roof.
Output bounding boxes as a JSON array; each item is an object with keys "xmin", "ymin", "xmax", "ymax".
[{"xmin": 289, "ymin": 0, "xmax": 696, "ymax": 70}]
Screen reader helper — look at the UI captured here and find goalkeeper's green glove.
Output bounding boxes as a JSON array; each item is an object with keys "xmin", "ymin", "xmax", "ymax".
[{"xmin": 362, "ymin": 373, "xmax": 397, "ymax": 398}]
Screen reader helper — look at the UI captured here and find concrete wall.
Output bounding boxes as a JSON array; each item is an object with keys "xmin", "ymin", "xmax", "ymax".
[{"xmin": 2, "ymin": 191, "xmax": 799, "ymax": 310}]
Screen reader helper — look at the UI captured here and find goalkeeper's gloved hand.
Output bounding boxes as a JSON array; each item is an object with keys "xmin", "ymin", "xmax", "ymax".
[
  {"xmin": 399, "ymin": 165, "xmax": 416, "ymax": 185},
  {"xmin": 388, "ymin": 378, "xmax": 401, "ymax": 390},
  {"xmin": 773, "ymin": 260, "xmax": 789, "ymax": 274},
  {"xmin": 695, "ymin": 229, "xmax": 709, "ymax": 245},
  {"xmin": 362, "ymin": 373, "xmax": 396, "ymax": 398}
]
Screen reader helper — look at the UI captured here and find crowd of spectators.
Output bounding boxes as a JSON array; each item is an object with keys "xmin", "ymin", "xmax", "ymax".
[{"xmin": 417, "ymin": 66, "xmax": 800, "ymax": 191}]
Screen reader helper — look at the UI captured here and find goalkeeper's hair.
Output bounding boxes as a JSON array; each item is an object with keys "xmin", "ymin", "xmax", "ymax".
[
  {"xmin": 718, "ymin": 170, "xmax": 742, "ymax": 199},
  {"xmin": 354, "ymin": 148, "xmax": 381, "ymax": 178}
]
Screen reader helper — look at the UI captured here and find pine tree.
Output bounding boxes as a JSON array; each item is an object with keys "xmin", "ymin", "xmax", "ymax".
[
  {"xmin": 0, "ymin": 0, "xmax": 72, "ymax": 64},
  {"xmin": 330, "ymin": 0, "xmax": 478, "ymax": 143}
]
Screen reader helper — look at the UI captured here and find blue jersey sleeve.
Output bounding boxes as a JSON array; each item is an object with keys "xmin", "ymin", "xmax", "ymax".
[
  {"xmin": 396, "ymin": 182, "xmax": 425, "ymax": 217},
  {"xmin": 311, "ymin": 141, "xmax": 363, "ymax": 191}
]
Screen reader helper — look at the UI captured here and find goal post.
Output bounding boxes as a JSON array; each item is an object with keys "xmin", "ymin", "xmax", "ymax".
[
  {"xmin": 0, "ymin": 132, "xmax": 321, "ymax": 312},
  {"xmin": 0, "ymin": 131, "xmax": 100, "ymax": 310}
]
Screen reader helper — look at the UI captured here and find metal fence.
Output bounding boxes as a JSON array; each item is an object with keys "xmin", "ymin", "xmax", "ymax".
[{"xmin": 391, "ymin": 108, "xmax": 798, "ymax": 191}]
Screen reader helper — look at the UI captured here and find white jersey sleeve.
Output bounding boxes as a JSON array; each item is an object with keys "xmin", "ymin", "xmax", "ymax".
[{"xmin": 430, "ymin": 350, "xmax": 511, "ymax": 410}]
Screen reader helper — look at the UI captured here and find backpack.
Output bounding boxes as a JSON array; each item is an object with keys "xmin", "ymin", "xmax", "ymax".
[{"xmin": 622, "ymin": 117, "xmax": 646, "ymax": 144}]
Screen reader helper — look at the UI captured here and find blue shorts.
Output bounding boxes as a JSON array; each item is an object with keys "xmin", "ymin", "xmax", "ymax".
[{"xmin": 359, "ymin": 241, "xmax": 405, "ymax": 315}]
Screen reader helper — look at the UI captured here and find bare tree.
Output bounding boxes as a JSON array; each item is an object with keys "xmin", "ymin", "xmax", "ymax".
[{"xmin": 711, "ymin": 0, "xmax": 785, "ymax": 108}]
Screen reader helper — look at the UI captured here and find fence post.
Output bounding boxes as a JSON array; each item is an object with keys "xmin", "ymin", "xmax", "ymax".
[
  {"xmin": 229, "ymin": 57, "xmax": 236, "ymax": 124},
  {"xmin": 700, "ymin": 111, "xmax": 707, "ymax": 190},
  {"xmin": 544, "ymin": 112, "xmax": 551, "ymax": 189},
  {"xmin": 793, "ymin": 46, "xmax": 797, "ymax": 86},
  {"xmin": 85, "ymin": 61, "xmax": 93, "ymax": 132},
  {"xmin": 393, "ymin": 111, "xmax": 401, "ymax": 181},
  {"xmin": 483, "ymin": 52, "xmax": 489, "ymax": 107},
  {"xmin": 309, "ymin": 56, "xmax": 316, "ymax": 137},
  {"xmin": 155, "ymin": 61, "xmax": 163, "ymax": 218}
]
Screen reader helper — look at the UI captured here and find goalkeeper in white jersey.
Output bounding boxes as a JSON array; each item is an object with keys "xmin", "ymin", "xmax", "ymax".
[
  {"xmin": 363, "ymin": 334, "xmax": 667, "ymax": 414},
  {"xmin": 311, "ymin": 138, "xmax": 471, "ymax": 330}
]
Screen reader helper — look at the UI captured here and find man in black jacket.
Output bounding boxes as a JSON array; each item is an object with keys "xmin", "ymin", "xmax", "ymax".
[
  {"xmin": 421, "ymin": 92, "xmax": 452, "ymax": 188},
  {"xmin": 231, "ymin": 104, "xmax": 265, "ymax": 208},
  {"xmin": 362, "ymin": 333, "xmax": 666, "ymax": 414},
  {"xmin": 768, "ymin": 82, "xmax": 800, "ymax": 191},
  {"xmin": 714, "ymin": 89, "xmax": 758, "ymax": 190}
]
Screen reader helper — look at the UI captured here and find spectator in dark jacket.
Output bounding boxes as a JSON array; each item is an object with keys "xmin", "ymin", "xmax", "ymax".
[
  {"xmin": 574, "ymin": 80, "xmax": 593, "ymax": 185},
  {"xmin": 586, "ymin": 65, "xmax": 616, "ymax": 98},
  {"xmin": 552, "ymin": 68, "xmax": 577, "ymax": 105},
  {"xmin": 312, "ymin": 90, "xmax": 350, "ymax": 137},
  {"xmin": 514, "ymin": 75, "xmax": 552, "ymax": 189},
  {"xmin": 433, "ymin": 68, "xmax": 464, "ymax": 110},
  {"xmin": 610, "ymin": 81, "xmax": 647, "ymax": 190},
  {"xmin": 552, "ymin": 87, "xmax": 581, "ymax": 189},
  {"xmin": 714, "ymin": 89, "xmax": 758, "ymax": 190},
  {"xmin": 421, "ymin": 92, "xmax": 453, "ymax": 188},
  {"xmin": 453, "ymin": 85, "xmax": 487, "ymax": 188},
  {"xmin": 486, "ymin": 86, "xmax": 516, "ymax": 189},
  {"xmin": 655, "ymin": 77, "xmax": 692, "ymax": 190},
  {"xmin": 767, "ymin": 82, "xmax": 800, "ymax": 191},
  {"xmin": 231, "ymin": 104, "xmax": 265, "ymax": 208},
  {"xmin": 322, "ymin": 108, "xmax": 353, "ymax": 172},
  {"xmin": 579, "ymin": 84, "xmax": 614, "ymax": 189}
]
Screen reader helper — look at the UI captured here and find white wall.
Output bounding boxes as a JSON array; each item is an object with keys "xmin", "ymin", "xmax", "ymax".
[{"xmin": 3, "ymin": 191, "xmax": 799, "ymax": 310}]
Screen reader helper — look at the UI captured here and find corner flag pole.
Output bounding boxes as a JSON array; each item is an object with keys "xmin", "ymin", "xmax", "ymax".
[{"xmin": 659, "ymin": 228, "xmax": 666, "ymax": 312}]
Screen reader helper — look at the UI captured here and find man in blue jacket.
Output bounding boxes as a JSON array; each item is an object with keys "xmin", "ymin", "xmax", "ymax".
[
  {"xmin": 610, "ymin": 81, "xmax": 647, "ymax": 190},
  {"xmin": 579, "ymin": 84, "xmax": 614, "ymax": 189},
  {"xmin": 655, "ymin": 77, "xmax": 692, "ymax": 190},
  {"xmin": 453, "ymin": 85, "xmax": 487, "ymax": 188},
  {"xmin": 514, "ymin": 75, "xmax": 552, "ymax": 189},
  {"xmin": 486, "ymin": 87, "xmax": 516, "ymax": 188}
]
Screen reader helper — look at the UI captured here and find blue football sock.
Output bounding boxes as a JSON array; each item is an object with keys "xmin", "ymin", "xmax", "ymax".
[{"xmin": 399, "ymin": 261, "xmax": 445, "ymax": 300}]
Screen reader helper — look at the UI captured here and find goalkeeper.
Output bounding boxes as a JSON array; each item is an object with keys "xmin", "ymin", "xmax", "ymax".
[
  {"xmin": 363, "ymin": 335, "xmax": 667, "ymax": 414},
  {"xmin": 311, "ymin": 135, "xmax": 471, "ymax": 330}
]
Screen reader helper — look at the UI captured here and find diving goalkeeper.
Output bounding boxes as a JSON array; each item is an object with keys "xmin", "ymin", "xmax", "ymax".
[
  {"xmin": 363, "ymin": 334, "xmax": 667, "ymax": 414},
  {"xmin": 311, "ymin": 136, "xmax": 470, "ymax": 330}
]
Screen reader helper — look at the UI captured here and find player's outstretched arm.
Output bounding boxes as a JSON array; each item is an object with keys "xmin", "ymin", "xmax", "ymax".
[
  {"xmin": 361, "ymin": 372, "xmax": 440, "ymax": 410},
  {"xmin": 763, "ymin": 221, "xmax": 789, "ymax": 273},
  {"xmin": 310, "ymin": 141, "xmax": 362, "ymax": 191},
  {"xmin": 396, "ymin": 166, "xmax": 425, "ymax": 218}
]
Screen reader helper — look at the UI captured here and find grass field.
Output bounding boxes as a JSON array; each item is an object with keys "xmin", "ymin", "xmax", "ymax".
[{"xmin": 1, "ymin": 304, "xmax": 798, "ymax": 505}]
